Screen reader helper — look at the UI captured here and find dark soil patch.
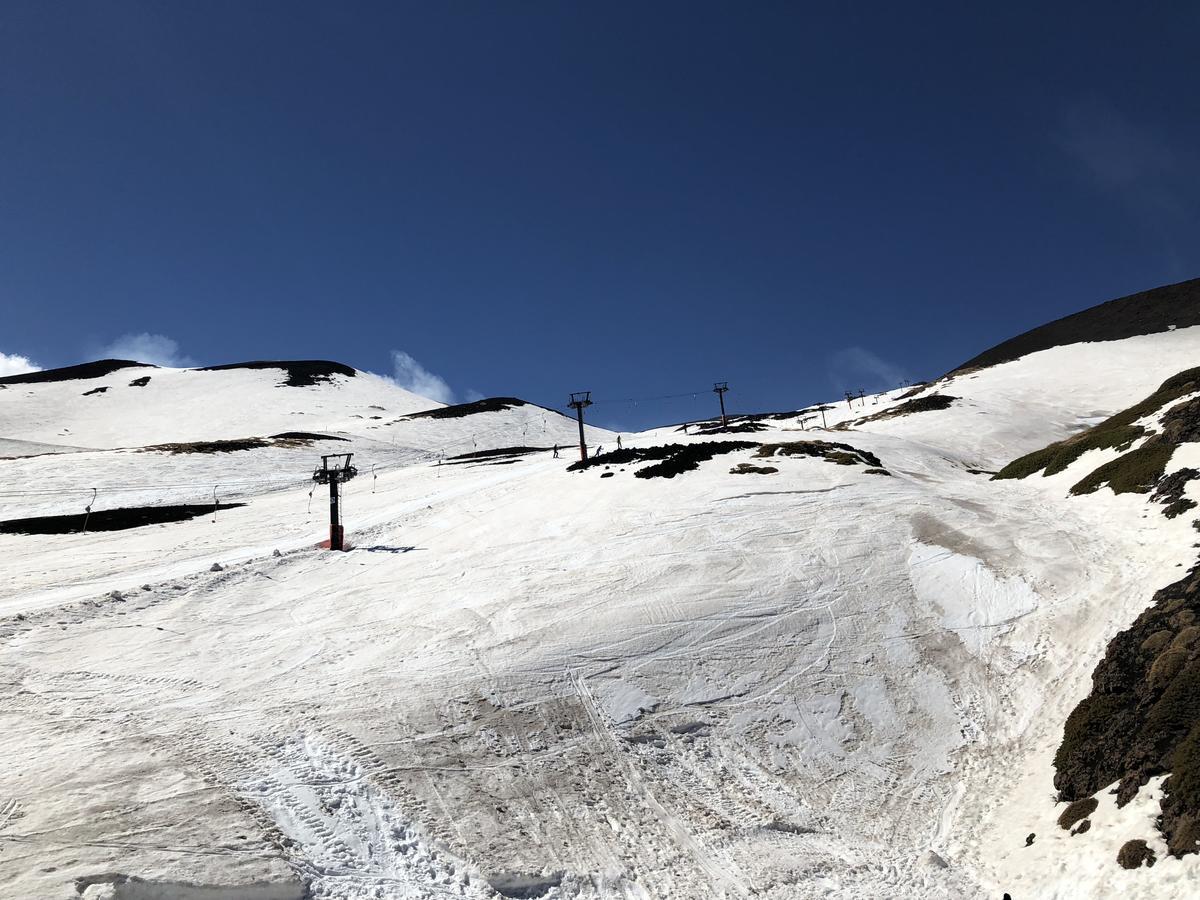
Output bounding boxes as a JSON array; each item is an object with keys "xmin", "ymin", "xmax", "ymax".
[
  {"xmin": 950, "ymin": 276, "xmax": 1200, "ymax": 374},
  {"xmin": 82, "ymin": 386, "xmax": 109, "ymax": 396},
  {"xmin": 1057, "ymin": 797, "xmax": 1098, "ymax": 830},
  {"xmin": 834, "ymin": 394, "xmax": 957, "ymax": 430},
  {"xmin": 568, "ymin": 441, "xmax": 757, "ymax": 479},
  {"xmin": 128, "ymin": 375, "xmax": 151, "ymax": 387},
  {"xmin": 404, "ymin": 397, "xmax": 527, "ymax": 419},
  {"xmin": 0, "ymin": 359, "xmax": 150, "ymax": 385},
  {"xmin": 1117, "ymin": 839, "xmax": 1157, "ymax": 869},
  {"xmin": 198, "ymin": 360, "xmax": 355, "ymax": 387},
  {"xmin": 0, "ymin": 504, "xmax": 245, "ymax": 534},
  {"xmin": 1054, "ymin": 560, "xmax": 1200, "ymax": 856},
  {"xmin": 755, "ymin": 441, "xmax": 882, "ymax": 468}
]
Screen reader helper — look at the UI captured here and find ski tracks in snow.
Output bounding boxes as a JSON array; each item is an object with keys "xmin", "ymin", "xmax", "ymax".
[{"xmin": 243, "ymin": 731, "xmax": 492, "ymax": 899}]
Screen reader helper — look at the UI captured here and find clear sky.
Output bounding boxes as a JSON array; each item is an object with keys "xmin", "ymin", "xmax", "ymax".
[{"xmin": 2, "ymin": 2, "xmax": 1198, "ymax": 429}]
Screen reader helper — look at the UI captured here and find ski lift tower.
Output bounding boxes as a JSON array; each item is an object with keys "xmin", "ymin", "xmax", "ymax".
[
  {"xmin": 568, "ymin": 392, "xmax": 593, "ymax": 461},
  {"xmin": 313, "ymin": 453, "xmax": 358, "ymax": 551},
  {"xmin": 713, "ymin": 382, "xmax": 729, "ymax": 429}
]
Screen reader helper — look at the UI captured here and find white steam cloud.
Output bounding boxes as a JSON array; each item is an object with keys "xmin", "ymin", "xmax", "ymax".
[
  {"xmin": 828, "ymin": 346, "xmax": 910, "ymax": 393},
  {"xmin": 98, "ymin": 333, "xmax": 195, "ymax": 368},
  {"xmin": 389, "ymin": 350, "xmax": 456, "ymax": 404},
  {"xmin": 0, "ymin": 352, "xmax": 41, "ymax": 378}
]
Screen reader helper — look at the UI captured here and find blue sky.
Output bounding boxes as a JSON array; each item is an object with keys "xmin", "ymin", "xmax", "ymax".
[{"xmin": 2, "ymin": 2, "xmax": 1198, "ymax": 429}]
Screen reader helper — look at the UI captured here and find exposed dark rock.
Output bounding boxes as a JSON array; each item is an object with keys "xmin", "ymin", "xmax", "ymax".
[
  {"xmin": 269, "ymin": 432, "xmax": 349, "ymax": 442},
  {"xmin": 198, "ymin": 360, "xmax": 355, "ymax": 387},
  {"xmin": 836, "ymin": 394, "xmax": 957, "ymax": 429},
  {"xmin": 1054, "ymin": 561, "xmax": 1200, "ymax": 855},
  {"xmin": 141, "ymin": 438, "xmax": 270, "ymax": 454},
  {"xmin": 128, "ymin": 375, "xmax": 151, "ymax": 387},
  {"xmin": 951, "ymin": 276, "xmax": 1200, "ymax": 374},
  {"xmin": 447, "ymin": 446, "xmax": 548, "ymax": 461},
  {"xmin": 0, "ymin": 359, "xmax": 150, "ymax": 385},
  {"xmin": 404, "ymin": 397, "xmax": 528, "ymax": 419},
  {"xmin": 1153, "ymin": 468, "xmax": 1200, "ymax": 519},
  {"xmin": 141, "ymin": 434, "xmax": 337, "ymax": 454},
  {"xmin": 895, "ymin": 383, "xmax": 931, "ymax": 400},
  {"xmin": 82, "ymin": 386, "xmax": 109, "ymax": 396},
  {"xmin": 755, "ymin": 441, "xmax": 882, "ymax": 468},
  {"xmin": 569, "ymin": 442, "xmax": 757, "ymax": 479},
  {"xmin": 730, "ymin": 463, "xmax": 778, "ymax": 475},
  {"xmin": 0, "ymin": 504, "xmax": 245, "ymax": 534},
  {"xmin": 695, "ymin": 421, "xmax": 769, "ymax": 434}
]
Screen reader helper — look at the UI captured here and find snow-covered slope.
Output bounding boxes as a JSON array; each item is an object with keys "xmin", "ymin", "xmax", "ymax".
[
  {"xmin": 0, "ymin": 359, "xmax": 611, "ymax": 455},
  {"xmin": 1, "ymin": 326, "xmax": 1199, "ymax": 900}
]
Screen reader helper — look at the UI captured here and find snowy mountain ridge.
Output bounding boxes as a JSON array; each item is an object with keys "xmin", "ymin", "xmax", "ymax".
[{"xmin": 2, "ymin": 295, "xmax": 1200, "ymax": 899}]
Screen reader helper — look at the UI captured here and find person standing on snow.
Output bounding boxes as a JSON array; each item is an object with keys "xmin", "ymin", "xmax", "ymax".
[{"xmin": 553, "ymin": 444, "xmax": 559, "ymax": 458}]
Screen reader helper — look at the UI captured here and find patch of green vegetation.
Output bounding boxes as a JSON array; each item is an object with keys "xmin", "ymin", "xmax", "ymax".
[
  {"xmin": 1069, "ymin": 443, "xmax": 1176, "ymax": 496},
  {"xmin": 994, "ymin": 425, "xmax": 1144, "ymax": 480},
  {"xmin": 995, "ymin": 367, "xmax": 1200, "ymax": 481}
]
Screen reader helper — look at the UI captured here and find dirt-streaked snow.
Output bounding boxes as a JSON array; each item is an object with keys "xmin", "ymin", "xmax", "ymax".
[{"xmin": 2, "ymin": 333, "xmax": 1200, "ymax": 899}]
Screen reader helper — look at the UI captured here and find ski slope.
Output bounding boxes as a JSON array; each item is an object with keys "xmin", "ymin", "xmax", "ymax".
[{"xmin": 2, "ymin": 333, "xmax": 1200, "ymax": 899}]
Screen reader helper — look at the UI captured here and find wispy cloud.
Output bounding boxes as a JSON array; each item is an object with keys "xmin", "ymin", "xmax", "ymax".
[
  {"xmin": 96, "ymin": 333, "xmax": 195, "ymax": 368},
  {"xmin": 388, "ymin": 350, "xmax": 456, "ymax": 404},
  {"xmin": 827, "ymin": 346, "xmax": 909, "ymax": 394},
  {"xmin": 1056, "ymin": 98, "xmax": 1199, "ymax": 269},
  {"xmin": 0, "ymin": 351, "xmax": 41, "ymax": 378}
]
